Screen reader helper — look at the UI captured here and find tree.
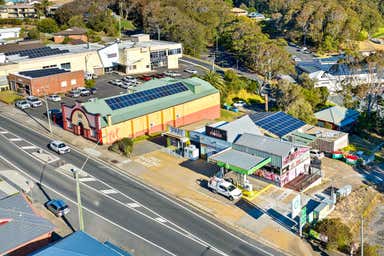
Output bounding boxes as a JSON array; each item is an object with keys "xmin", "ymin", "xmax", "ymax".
[
  {"xmin": 315, "ymin": 218, "xmax": 352, "ymax": 252},
  {"xmin": 27, "ymin": 28, "xmax": 40, "ymax": 39},
  {"xmin": 37, "ymin": 18, "xmax": 59, "ymax": 33},
  {"xmin": 203, "ymin": 71, "xmax": 226, "ymax": 93},
  {"xmin": 287, "ymin": 98, "xmax": 317, "ymax": 124},
  {"xmin": 68, "ymin": 15, "xmax": 86, "ymax": 28},
  {"xmin": 356, "ymin": 243, "xmax": 379, "ymax": 256},
  {"xmin": 34, "ymin": 0, "xmax": 52, "ymax": 18}
]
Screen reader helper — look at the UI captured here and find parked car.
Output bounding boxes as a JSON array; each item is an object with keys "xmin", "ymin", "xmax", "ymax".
[
  {"xmin": 47, "ymin": 94, "xmax": 61, "ymax": 102},
  {"xmin": 164, "ymin": 71, "xmax": 181, "ymax": 77},
  {"xmin": 67, "ymin": 89, "xmax": 81, "ymax": 98},
  {"xmin": 46, "ymin": 199, "xmax": 70, "ymax": 217},
  {"xmin": 122, "ymin": 76, "xmax": 137, "ymax": 83},
  {"xmin": 139, "ymin": 75, "xmax": 152, "ymax": 81},
  {"xmin": 15, "ymin": 100, "xmax": 31, "ymax": 110},
  {"xmin": 78, "ymin": 87, "xmax": 91, "ymax": 97},
  {"xmin": 208, "ymin": 177, "xmax": 242, "ymax": 201},
  {"xmin": 184, "ymin": 68, "xmax": 198, "ymax": 74},
  {"xmin": 47, "ymin": 108, "xmax": 61, "ymax": 118},
  {"xmin": 26, "ymin": 96, "xmax": 42, "ymax": 108},
  {"xmin": 120, "ymin": 82, "xmax": 131, "ymax": 89},
  {"xmin": 90, "ymin": 87, "xmax": 97, "ymax": 94},
  {"xmin": 233, "ymin": 100, "xmax": 246, "ymax": 107},
  {"xmin": 310, "ymin": 149, "xmax": 325, "ymax": 159},
  {"xmin": 49, "ymin": 140, "xmax": 71, "ymax": 154},
  {"xmin": 152, "ymin": 73, "xmax": 165, "ymax": 79}
]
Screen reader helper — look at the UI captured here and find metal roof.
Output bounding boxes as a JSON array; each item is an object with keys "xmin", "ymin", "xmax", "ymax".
[
  {"xmin": 31, "ymin": 231, "xmax": 131, "ymax": 256},
  {"xmin": 82, "ymin": 77, "xmax": 218, "ymax": 127},
  {"xmin": 249, "ymin": 111, "xmax": 305, "ymax": 137},
  {"xmin": 209, "ymin": 148, "xmax": 269, "ymax": 172},
  {"xmin": 314, "ymin": 106, "xmax": 359, "ymax": 127},
  {"xmin": 212, "ymin": 115, "xmax": 262, "ymax": 142},
  {"xmin": 234, "ymin": 133, "xmax": 300, "ymax": 158},
  {"xmin": 0, "ymin": 194, "xmax": 54, "ymax": 255}
]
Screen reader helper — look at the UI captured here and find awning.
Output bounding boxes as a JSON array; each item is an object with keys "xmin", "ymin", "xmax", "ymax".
[
  {"xmin": 162, "ymin": 131, "xmax": 189, "ymax": 143},
  {"xmin": 209, "ymin": 148, "xmax": 271, "ymax": 175}
]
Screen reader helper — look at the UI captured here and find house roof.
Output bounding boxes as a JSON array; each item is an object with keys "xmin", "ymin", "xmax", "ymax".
[
  {"xmin": 234, "ymin": 133, "xmax": 304, "ymax": 158},
  {"xmin": 249, "ymin": 111, "xmax": 306, "ymax": 137},
  {"xmin": 207, "ymin": 115, "xmax": 262, "ymax": 143},
  {"xmin": 0, "ymin": 194, "xmax": 54, "ymax": 255},
  {"xmin": 82, "ymin": 77, "xmax": 218, "ymax": 127},
  {"xmin": 314, "ymin": 106, "xmax": 359, "ymax": 127},
  {"xmin": 54, "ymin": 27, "xmax": 87, "ymax": 36},
  {"xmin": 17, "ymin": 68, "xmax": 69, "ymax": 78},
  {"xmin": 31, "ymin": 231, "xmax": 131, "ymax": 256}
]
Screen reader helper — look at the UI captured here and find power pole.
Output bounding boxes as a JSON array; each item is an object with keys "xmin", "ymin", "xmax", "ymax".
[
  {"xmin": 212, "ymin": 52, "xmax": 215, "ymax": 71},
  {"xmin": 74, "ymin": 169, "xmax": 84, "ymax": 231},
  {"xmin": 157, "ymin": 25, "xmax": 160, "ymax": 41},
  {"xmin": 118, "ymin": 1, "xmax": 122, "ymax": 39},
  {"xmin": 361, "ymin": 216, "xmax": 364, "ymax": 256}
]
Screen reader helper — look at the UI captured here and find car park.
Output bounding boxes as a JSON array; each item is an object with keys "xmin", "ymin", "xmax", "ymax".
[
  {"xmin": 46, "ymin": 94, "xmax": 61, "ymax": 102},
  {"xmin": 49, "ymin": 140, "xmax": 71, "ymax": 154},
  {"xmin": 90, "ymin": 87, "xmax": 97, "ymax": 94},
  {"xmin": 26, "ymin": 96, "xmax": 42, "ymax": 108},
  {"xmin": 122, "ymin": 76, "xmax": 138, "ymax": 83},
  {"xmin": 46, "ymin": 199, "xmax": 70, "ymax": 217},
  {"xmin": 67, "ymin": 89, "xmax": 81, "ymax": 98},
  {"xmin": 15, "ymin": 100, "xmax": 31, "ymax": 110},
  {"xmin": 47, "ymin": 109, "xmax": 62, "ymax": 121},
  {"xmin": 78, "ymin": 87, "xmax": 91, "ymax": 96},
  {"xmin": 208, "ymin": 176, "xmax": 242, "ymax": 201},
  {"xmin": 164, "ymin": 71, "xmax": 181, "ymax": 77},
  {"xmin": 120, "ymin": 82, "xmax": 131, "ymax": 89},
  {"xmin": 184, "ymin": 68, "xmax": 198, "ymax": 74}
]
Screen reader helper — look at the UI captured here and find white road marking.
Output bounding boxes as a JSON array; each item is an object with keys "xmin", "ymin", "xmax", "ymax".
[
  {"xmin": 0, "ymin": 116, "xmax": 277, "ymax": 256},
  {"xmin": 79, "ymin": 177, "xmax": 97, "ymax": 182},
  {"xmin": 127, "ymin": 202, "xmax": 141, "ymax": 208},
  {"xmin": 21, "ymin": 146, "xmax": 37, "ymax": 150},
  {"xmin": 0, "ymin": 131, "xmax": 8, "ymax": 134},
  {"xmin": 101, "ymin": 189, "xmax": 118, "ymax": 195},
  {"xmin": 155, "ymin": 217, "xmax": 167, "ymax": 223},
  {"xmin": 9, "ymin": 137, "xmax": 23, "ymax": 141},
  {"xmin": 0, "ymin": 154, "xmax": 177, "ymax": 256}
]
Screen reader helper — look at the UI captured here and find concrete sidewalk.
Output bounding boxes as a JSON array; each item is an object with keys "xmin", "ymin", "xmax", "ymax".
[{"xmin": 0, "ymin": 103, "xmax": 317, "ymax": 256}]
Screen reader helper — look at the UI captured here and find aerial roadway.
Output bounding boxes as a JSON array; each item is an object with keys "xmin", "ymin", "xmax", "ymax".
[{"xmin": 0, "ymin": 114, "xmax": 284, "ymax": 256}]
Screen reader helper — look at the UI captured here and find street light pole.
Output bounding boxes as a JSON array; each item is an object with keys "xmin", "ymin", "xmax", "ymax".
[
  {"xmin": 39, "ymin": 88, "xmax": 52, "ymax": 133},
  {"xmin": 74, "ymin": 168, "xmax": 84, "ymax": 231},
  {"xmin": 361, "ymin": 216, "xmax": 364, "ymax": 256}
]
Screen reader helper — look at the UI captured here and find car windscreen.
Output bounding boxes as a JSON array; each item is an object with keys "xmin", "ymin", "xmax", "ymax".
[
  {"xmin": 29, "ymin": 98, "xmax": 39, "ymax": 102},
  {"xmin": 58, "ymin": 143, "xmax": 66, "ymax": 148},
  {"xmin": 58, "ymin": 205, "xmax": 68, "ymax": 211},
  {"xmin": 228, "ymin": 185, "xmax": 237, "ymax": 192}
]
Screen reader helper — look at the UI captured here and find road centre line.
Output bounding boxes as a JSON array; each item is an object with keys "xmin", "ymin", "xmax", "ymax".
[
  {"xmin": 21, "ymin": 146, "xmax": 37, "ymax": 150},
  {"xmin": 79, "ymin": 177, "xmax": 97, "ymax": 182},
  {"xmin": 0, "ymin": 154, "xmax": 177, "ymax": 256},
  {"xmin": 0, "ymin": 114, "xmax": 277, "ymax": 256},
  {"xmin": 9, "ymin": 137, "xmax": 23, "ymax": 141}
]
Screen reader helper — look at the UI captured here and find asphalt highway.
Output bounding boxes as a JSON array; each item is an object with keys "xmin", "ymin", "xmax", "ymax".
[{"xmin": 0, "ymin": 114, "xmax": 284, "ymax": 256}]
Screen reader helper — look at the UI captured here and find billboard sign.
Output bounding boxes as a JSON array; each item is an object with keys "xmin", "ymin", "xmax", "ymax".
[
  {"xmin": 205, "ymin": 126, "xmax": 227, "ymax": 141},
  {"xmin": 291, "ymin": 194, "xmax": 301, "ymax": 218}
]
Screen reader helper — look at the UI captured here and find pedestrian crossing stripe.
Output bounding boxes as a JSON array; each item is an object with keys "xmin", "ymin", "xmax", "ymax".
[
  {"xmin": 101, "ymin": 189, "xmax": 118, "ymax": 194},
  {"xmin": 9, "ymin": 138, "xmax": 23, "ymax": 141},
  {"xmin": 21, "ymin": 146, "xmax": 37, "ymax": 150},
  {"xmin": 155, "ymin": 217, "xmax": 167, "ymax": 223},
  {"xmin": 126, "ymin": 202, "xmax": 141, "ymax": 208},
  {"xmin": 0, "ymin": 131, "xmax": 8, "ymax": 134}
]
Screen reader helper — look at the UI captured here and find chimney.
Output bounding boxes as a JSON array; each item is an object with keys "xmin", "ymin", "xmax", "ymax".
[{"xmin": 265, "ymin": 94, "xmax": 268, "ymax": 112}]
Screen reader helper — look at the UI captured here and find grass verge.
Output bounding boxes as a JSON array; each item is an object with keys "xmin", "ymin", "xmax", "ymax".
[{"xmin": 0, "ymin": 90, "xmax": 23, "ymax": 104}]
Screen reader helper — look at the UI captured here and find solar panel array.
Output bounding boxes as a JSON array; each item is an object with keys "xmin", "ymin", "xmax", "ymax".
[
  {"xmin": 250, "ymin": 111, "xmax": 305, "ymax": 137},
  {"xmin": 105, "ymin": 82, "xmax": 189, "ymax": 110},
  {"xmin": 5, "ymin": 47, "xmax": 70, "ymax": 59},
  {"xmin": 19, "ymin": 68, "xmax": 69, "ymax": 78}
]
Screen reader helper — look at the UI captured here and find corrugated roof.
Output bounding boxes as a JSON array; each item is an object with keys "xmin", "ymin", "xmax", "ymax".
[
  {"xmin": 31, "ymin": 231, "xmax": 131, "ymax": 256},
  {"xmin": 82, "ymin": 77, "xmax": 218, "ymax": 127},
  {"xmin": 234, "ymin": 133, "xmax": 299, "ymax": 158},
  {"xmin": 0, "ymin": 194, "xmax": 54, "ymax": 255},
  {"xmin": 215, "ymin": 115, "xmax": 262, "ymax": 142},
  {"xmin": 54, "ymin": 27, "xmax": 87, "ymax": 36},
  {"xmin": 315, "ymin": 106, "xmax": 359, "ymax": 127},
  {"xmin": 210, "ymin": 148, "xmax": 267, "ymax": 171}
]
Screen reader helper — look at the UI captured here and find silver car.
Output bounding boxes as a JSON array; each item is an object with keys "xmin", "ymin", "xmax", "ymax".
[
  {"xmin": 15, "ymin": 100, "xmax": 31, "ymax": 109},
  {"xmin": 49, "ymin": 140, "xmax": 71, "ymax": 154}
]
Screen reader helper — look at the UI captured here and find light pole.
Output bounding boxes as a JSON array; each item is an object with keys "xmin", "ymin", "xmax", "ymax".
[{"xmin": 38, "ymin": 88, "xmax": 52, "ymax": 133}]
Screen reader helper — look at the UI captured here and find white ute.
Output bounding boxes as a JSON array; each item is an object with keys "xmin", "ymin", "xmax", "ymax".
[{"xmin": 208, "ymin": 176, "xmax": 242, "ymax": 201}]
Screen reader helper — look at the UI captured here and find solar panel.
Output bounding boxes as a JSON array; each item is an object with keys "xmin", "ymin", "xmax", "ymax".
[
  {"xmin": 19, "ymin": 68, "xmax": 69, "ymax": 78},
  {"xmin": 105, "ymin": 82, "xmax": 189, "ymax": 110},
  {"xmin": 250, "ymin": 111, "xmax": 305, "ymax": 137}
]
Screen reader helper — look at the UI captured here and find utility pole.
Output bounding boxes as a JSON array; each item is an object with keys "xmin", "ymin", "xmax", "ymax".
[
  {"xmin": 212, "ymin": 52, "xmax": 215, "ymax": 71},
  {"xmin": 118, "ymin": 1, "xmax": 122, "ymax": 39},
  {"xmin": 39, "ymin": 88, "xmax": 52, "ymax": 133},
  {"xmin": 361, "ymin": 216, "xmax": 364, "ymax": 256},
  {"xmin": 73, "ymin": 169, "xmax": 84, "ymax": 231},
  {"xmin": 157, "ymin": 25, "xmax": 160, "ymax": 41}
]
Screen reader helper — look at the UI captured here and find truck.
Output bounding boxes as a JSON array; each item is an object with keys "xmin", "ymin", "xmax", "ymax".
[{"xmin": 208, "ymin": 177, "xmax": 242, "ymax": 201}]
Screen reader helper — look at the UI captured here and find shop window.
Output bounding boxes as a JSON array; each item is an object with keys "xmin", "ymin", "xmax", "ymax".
[
  {"xmin": 71, "ymin": 79, "xmax": 77, "ymax": 85},
  {"xmin": 60, "ymin": 62, "xmax": 71, "ymax": 70},
  {"xmin": 42, "ymin": 64, "xmax": 57, "ymax": 69},
  {"xmin": 168, "ymin": 48, "xmax": 182, "ymax": 55}
]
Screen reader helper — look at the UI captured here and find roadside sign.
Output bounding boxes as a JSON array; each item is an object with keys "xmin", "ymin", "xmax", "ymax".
[
  {"xmin": 291, "ymin": 194, "xmax": 301, "ymax": 218},
  {"xmin": 300, "ymin": 206, "xmax": 307, "ymax": 227}
]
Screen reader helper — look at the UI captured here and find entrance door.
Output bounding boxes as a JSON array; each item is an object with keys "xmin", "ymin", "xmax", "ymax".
[{"xmin": 78, "ymin": 122, "xmax": 85, "ymax": 136}]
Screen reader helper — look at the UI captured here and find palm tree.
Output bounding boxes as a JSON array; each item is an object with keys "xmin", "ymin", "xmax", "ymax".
[{"xmin": 203, "ymin": 70, "xmax": 226, "ymax": 93}]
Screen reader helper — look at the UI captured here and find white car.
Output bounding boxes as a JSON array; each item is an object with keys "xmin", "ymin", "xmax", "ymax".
[
  {"xmin": 208, "ymin": 177, "xmax": 242, "ymax": 201},
  {"xmin": 47, "ymin": 94, "xmax": 61, "ymax": 102},
  {"xmin": 78, "ymin": 87, "xmax": 91, "ymax": 96},
  {"xmin": 164, "ymin": 71, "xmax": 182, "ymax": 77},
  {"xmin": 310, "ymin": 149, "xmax": 324, "ymax": 159},
  {"xmin": 49, "ymin": 140, "xmax": 71, "ymax": 154},
  {"xmin": 123, "ymin": 76, "xmax": 137, "ymax": 83},
  {"xmin": 26, "ymin": 96, "xmax": 42, "ymax": 107},
  {"xmin": 233, "ymin": 100, "xmax": 246, "ymax": 107},
  {"xmin": 184, "ymin": 68, "xmax": 198, "ymax": 74},
  {"xmin": 15, "ymin": 100, "xmax": 31, "ymax": 109}
]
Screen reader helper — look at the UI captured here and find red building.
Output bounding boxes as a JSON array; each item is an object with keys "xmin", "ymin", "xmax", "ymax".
[
  {"xmin": 8, "ymin": 68, "xmax": 84, "ymax": 96},
  {"xmin": 53, "ymin": 27, "xmax": 88, "ymax": 44}
]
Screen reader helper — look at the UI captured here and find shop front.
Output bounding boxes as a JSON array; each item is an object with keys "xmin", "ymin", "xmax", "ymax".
[{"xmin": 162, "ymin": 126, "xmax": 189, "ymax": 155}]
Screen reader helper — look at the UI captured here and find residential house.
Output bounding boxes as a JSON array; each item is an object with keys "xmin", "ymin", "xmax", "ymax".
[
  {"xmin": 314, "ymin": 105, "xmax": 360, "ymax": 131},
  {"xmin": 53, "ymin": 27, "xmax": 88, "ymax": 44},
  {"xmin": 0, "ymin": 27, "xmax": 21, "ymax": 40}
]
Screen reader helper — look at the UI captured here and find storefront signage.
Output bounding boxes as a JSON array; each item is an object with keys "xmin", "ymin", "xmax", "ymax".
[
  {"xmin": 291, "ymin": 194, "xmax": 301, "ymax": 218},
  {"xmin": 168, "ymin": 126, "xmax": 186, "ymax": 137},
  {"xmin": 205, "ymin": 126, "xmax": 227, "ymax": 141}
]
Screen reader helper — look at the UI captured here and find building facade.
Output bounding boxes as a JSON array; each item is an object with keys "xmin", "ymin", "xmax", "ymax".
[
  {"xmin": 0, "ymin": 4, "xmax": 36, "ymax": 18},
  {"xmin": 53, "ymin": 27, "xmax": 88, "ymax": 44},
  {"xmin": 62, "ymin": 77, "xmax": 220, "ymax": 144},
  {"xmin": 7, "ymin": 68, "xmax": 84, "ymax": 96}
]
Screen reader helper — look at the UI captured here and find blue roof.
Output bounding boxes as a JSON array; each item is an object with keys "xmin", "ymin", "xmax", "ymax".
[
  {"xmin": 249, "ymin": 111, "xmax": 305, "ymax": 137},
  {"xmin": 31, "ymin": 231, "xmax": 131, "ymax": 256}
]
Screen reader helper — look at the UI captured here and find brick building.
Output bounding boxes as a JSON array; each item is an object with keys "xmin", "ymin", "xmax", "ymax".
[
  {"xmin": 53, "ymin": 27, "xmax": 88, "ymax": 44},
  {"xmin": 8, "ymin": 68, "xmax": 84, "ymax": 96}
]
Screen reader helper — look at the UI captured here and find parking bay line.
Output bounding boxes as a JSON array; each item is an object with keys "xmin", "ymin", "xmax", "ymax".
[
  {"xmin": 101, "ymin": 189, "xmax": 118, "ymax": 195},
  {"xmin": 21, "ymin": 146, "xmax": 37, "ymax": 150},
  {"xmin": 9, "ymin": 137, "xmax": 23, "ymax": 142}
]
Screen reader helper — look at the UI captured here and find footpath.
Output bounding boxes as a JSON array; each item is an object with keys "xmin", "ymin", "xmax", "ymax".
[{"xmin": 0, "ymin": 103, "xmax": 318, "ymax": 256}]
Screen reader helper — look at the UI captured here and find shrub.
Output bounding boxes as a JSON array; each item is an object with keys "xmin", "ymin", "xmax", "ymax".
[
  {"xmin": 356, "ymin": 243, "xmax": 379, "ymax": 256},
  {"xmin": 108, "ymin": 137, "xmax": 133, "ymax": 156},
  {"xmin": 314, "ymin": 218, "xmax": 352, "ymax": 253},
  {"xmin": 85, "ymin": 79, "xmax": 96, "ymax": 88},
  {"xmin": 0, "ymin": 90, "xmax": 23, "ymax": 104}
]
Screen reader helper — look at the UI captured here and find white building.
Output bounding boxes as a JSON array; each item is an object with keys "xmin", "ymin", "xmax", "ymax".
[{"xmin": 0, "ymin": 27, "xmax": 20, "ymax": 40}]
